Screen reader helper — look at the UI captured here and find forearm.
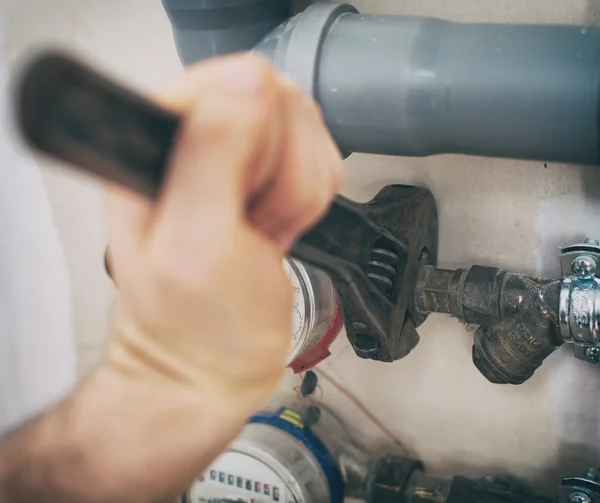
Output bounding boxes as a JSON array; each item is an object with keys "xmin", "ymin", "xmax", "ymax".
[{"xmin": 0, "ymin": 360, "xmax": 257, "ymax": 503}]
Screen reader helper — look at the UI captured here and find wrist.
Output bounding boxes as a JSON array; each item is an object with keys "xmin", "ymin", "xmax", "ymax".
[
  {"xmin": 0, "ymin": 362, "xmax": 262, "ymax": 503},
  {"xmin": 90, "ymin": 364, "xmax": 261, "ymax": 501},
  {"xmin": 104, "ymin": 346, "xmax": 267, "ymax": 424},
  {"xmin": 88, "ymin": 361, "xmax": 265, "ymax": 501},
  {"xmin": 108, "ymin": 305, "xmax": 284, "ymax": 415}
]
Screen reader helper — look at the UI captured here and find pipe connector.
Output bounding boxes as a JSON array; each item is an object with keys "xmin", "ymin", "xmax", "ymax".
[
  {"xmin": 559, "ymin": 240, "xmax": 600, "ymax": 362},
  {"xmin": 254, "ymin": 3, "xmax": 357, "ymax": 97},
  {"xmin": 416, "ymin": 265, "xmax": 562, "ymax": 384},
  {"xmin": 416, "ymin": 240, "xmax": 600, "ymax": 383}
]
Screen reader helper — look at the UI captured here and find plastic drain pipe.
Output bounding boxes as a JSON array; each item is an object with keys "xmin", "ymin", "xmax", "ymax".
[
  {"xmin": 162, "ymin": 0, "xmax": 293, "ymax": 66},
  {"xmin": 163, "ymin": 1, "xmax": 600, "ymax": 165}
]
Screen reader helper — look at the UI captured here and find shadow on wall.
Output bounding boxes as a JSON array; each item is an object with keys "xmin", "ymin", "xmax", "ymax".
[
  {"xmin": 534, "ymin": 162, "xmax": 600, "ymax": 279},
  {"xmin": 426, "ymin": 443, "xmax": 598, "ymax": 498},
  {"xmin": 537, "ymin": 441, "xmax": 600, "ymax": 493},
  {"xmin": 530, "ymin": 406, "xmax": 600, "ymax": 494},
  {"xmin": 587, "ymin": 0, "xmax": 600, "ymax": 24},
  {"xmin": 293, "ymin": 0, "xmax": 312, "ymax": 13},
  {"xmin": 582, "ymin": 165, "xmax": 600, "ymax": 207},
  {"xmin": 362, "ymin": 439, "xmax": 600, "ymax": 498},
  {"xmin": 536, "ymin": 347, "xmax": 600, "ymax": 493}
]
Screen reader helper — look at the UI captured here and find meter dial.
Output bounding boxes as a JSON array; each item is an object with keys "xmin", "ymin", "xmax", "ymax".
[
  {"xmin": 285, "ymin": 259, "xmax": 309, "ymax": 363},
  {"xmin": 186, "ymin": 451, "xmax": 295, "ymax": 503},
  {"xmin": 183, "ymin": 416, "xmax": 339, "ymax": 503},
  {"xmin": 291, "ymin": 304, "xmax": 303, "ymax": 339},
  {"xmin": 283, "ymin": 258, "xmax": 343, "ymax": 372}
]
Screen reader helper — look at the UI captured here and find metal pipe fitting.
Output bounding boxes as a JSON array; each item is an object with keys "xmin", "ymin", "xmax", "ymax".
[
  {"xmin": 559, "ymin": 469, "xmax": 600, "ymax": 503},
  {"xmin": 414, "ymin": 238, "xmax": 600, "ymax": 383},
  {"xmin": 415, "ymin": 265, "xmax": 563, "ymax": 384},
  {"xmin": 560, "ymin": 276, "xmax": 600, "ymax": 347},
  {"xmin": 559, "ymin": 240, "xmax": 600, "ymax": 363},
  {"xmin": 560, "ymin": 241, "xmax": 600, "ymax": 347},
  {"xmin": 353, "ymin": 455, "xmax": 552, "ymax": 503},
  {"xmin": 345, "ymin": 455, "xmax": 600, "ymax": 503}
]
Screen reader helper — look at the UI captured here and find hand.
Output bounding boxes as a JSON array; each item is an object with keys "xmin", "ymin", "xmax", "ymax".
[
  {"xmin": 105, "ymin": 54, "xmax": 343, "ymax": 411},
  {"xmin": 0, "ymin": 54, "xmax": 342, "ymax": 503}
]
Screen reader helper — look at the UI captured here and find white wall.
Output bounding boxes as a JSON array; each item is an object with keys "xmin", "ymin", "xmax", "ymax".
[{"xmin": 4, "ymin": 0, "xmax": 600, "ymax": 495}]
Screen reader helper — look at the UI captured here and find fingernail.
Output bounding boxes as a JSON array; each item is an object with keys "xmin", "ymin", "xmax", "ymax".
[{"xmin": 221, "ymin": 58, "xmax": 266, "ymax": 92}]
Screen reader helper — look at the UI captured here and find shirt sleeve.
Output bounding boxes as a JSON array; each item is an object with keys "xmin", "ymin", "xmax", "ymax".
[{"xmin": 0, "ymin": 14, "xmax": 77, "ymax": 436}]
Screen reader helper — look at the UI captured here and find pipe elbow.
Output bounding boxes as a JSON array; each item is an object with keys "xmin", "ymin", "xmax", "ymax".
[{"xmin": 162, "ymin": 0, "xmax": 293, "ymax": 66}]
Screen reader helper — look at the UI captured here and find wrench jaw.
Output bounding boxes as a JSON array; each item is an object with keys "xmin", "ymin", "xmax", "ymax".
[{"xmin": 342, "ymin": 185, "xmax": 439, "ymax": 362}]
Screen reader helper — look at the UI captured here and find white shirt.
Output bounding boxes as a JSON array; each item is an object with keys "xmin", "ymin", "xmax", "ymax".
[{"xmin": 0, "ymin": 11, "xmax": 76, "ymax": 435}]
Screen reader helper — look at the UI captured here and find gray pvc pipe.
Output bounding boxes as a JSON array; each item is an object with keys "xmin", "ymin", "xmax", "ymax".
[
  {"xmin": 165, "ymin": 1, "xmax": 600, "ymax": 165},
  {"xmin": 162, "ymin": 0, "xmax": 292, "ymax": 65},
  {"xmin": 320, "ymin": 15, "xmax": 600, "ymax": 164},
  {"xmin": 256, "ymin": 4, "xmax": 600, "ymax": 165}
]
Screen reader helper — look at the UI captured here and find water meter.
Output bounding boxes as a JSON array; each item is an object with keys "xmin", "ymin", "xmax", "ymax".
[
  {"xmin": 284, "ymin": 259, "xmax": 343, "ymax": 372},
  {"xmin": 183, "ymin": 407, "xmax": 345, "ymax": 503},
  {"xmin": 181, "ymin": 263, "xmax": 345, "ymax": 502}
]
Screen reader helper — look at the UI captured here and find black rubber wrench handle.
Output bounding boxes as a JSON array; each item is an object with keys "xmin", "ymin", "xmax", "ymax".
[
  {"xmin": 16, "ymin": 52, "xmax": 378, "ymax": 257},
  {"xmin": 16, "ymin": 52, "xmax": 375, "ymax": 267}
]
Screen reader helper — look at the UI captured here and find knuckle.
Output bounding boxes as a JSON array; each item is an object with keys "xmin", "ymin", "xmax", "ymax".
[
  {"xmin": 291, "ymin": 205, "xmax": 322, "ymax": 237},
  {"xmin": 285, "ymin": 167, "xmax": 313, "ymax": 210},
  {"xmin": 187, "ymin": 99, "xmax": 267, "ymax": 148},
  {"xmin": 291, "ymin": 185, "xmax": 326, "ymax": 231},
  {"xmin": 288, "ymin": 84, "xmax": 306, "ymax": 104},
  {"xmin": 184, "ymin": 106, "xmax": 228, "ymax": 146},
  {"xmin": 330, "ymin": 156, "xmax": 344, "ymax": 193},
  {"xmin": 313, "ymin": 184, "xmax": 332, "ymax": 216},
  {"xmin": 224, "ymin": 54, "xmax": 277, "ymax": 99},
  {"xmin": 242, "ymin": 102, "xmax": 270, "ymax": 132},
  {"xmin": 280, "ymin": 74, "xmax": 304, "ymax": 97},
  {"xmin": 304, "ymin": 96, "xmax": 324, "ymax": 122},
  {"xmin": 246, "ymin": 54, "xmax": 276, "ymax": 83}
]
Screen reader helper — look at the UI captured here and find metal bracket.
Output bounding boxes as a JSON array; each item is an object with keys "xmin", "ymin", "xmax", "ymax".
[
  {"xmin": 559, "ymin": 476, "xmax": 600, "ymax": 503},
  {"xmin": 559, "ymin": 239, "xmax": 600, "ymax": 363},
  {"xmin": 255, "ymin": 2, "xmax": 358, "ymax": 98}
]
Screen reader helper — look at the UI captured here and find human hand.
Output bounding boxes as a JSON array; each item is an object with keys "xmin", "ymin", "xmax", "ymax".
[{"xmin": 105, "ymin": 54, "xmax": 343, "ymax": 412}]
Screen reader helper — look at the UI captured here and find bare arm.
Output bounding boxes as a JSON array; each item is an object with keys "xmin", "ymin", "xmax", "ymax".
[
  {"xmin": 0, "ymin": 363, "xmax": 254, "ymax": 503},
  {"xmin": 0, "ymin": 54, "xmax": 343, "ymax": 503},
  {"xmin": 0, "ymin": 342, "xmax": 270, "ymax": 503}
]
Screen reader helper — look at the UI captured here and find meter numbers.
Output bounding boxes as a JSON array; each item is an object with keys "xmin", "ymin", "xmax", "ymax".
[
  {"xmin": 292, "ymin": 304, "xmax": 303, "ymax": 340},
  {"xmin": 287, "ymin": 262, "xmax": 306, "ymax": 340},
  {"xmin": 285, "ymin": 259, "xmax": 308, "ymax": 361},
  {"xmin": 187, "ymin": 452, "xmax": 290, "ymax": 503},
  {"xmin": 196, "ymin": 469, "xmax": 282, "ymax": 503}
]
